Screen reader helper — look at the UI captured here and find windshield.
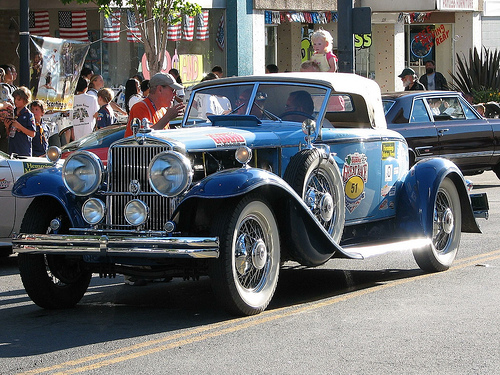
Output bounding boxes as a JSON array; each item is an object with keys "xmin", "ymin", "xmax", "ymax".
[
  {"xmin": 186, "ymin": 83, "xmax": 331, "ymax": 125},
  {"xmin": 61, "ymin": 125, "xmax": 125, "ymax": 151},
  {"xmin": 382, "ymin": 100, "xmax": 395, "ymax": 115}
]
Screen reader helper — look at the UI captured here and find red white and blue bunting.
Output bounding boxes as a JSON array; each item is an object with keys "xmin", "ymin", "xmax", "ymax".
[{"xmin": 264, "ymin": 11, "xmax": 338, "ymax": 25}]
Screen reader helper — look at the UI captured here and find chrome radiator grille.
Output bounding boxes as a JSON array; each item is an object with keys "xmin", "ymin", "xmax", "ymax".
[{"xmin": 106, "ymin": 143, "xmax": 176, "ymax": 231}]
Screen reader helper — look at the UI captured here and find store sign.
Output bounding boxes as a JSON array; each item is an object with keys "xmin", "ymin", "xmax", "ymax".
[
  {"xmin": 355, "ymin": 34, "xmax": 372, "ymax": 49},
  {"xmin": 414, "ymin": 24, "xmax": 450, "ymax": 52},
  {"xmin": 141, "ymin": 50, "xmax": 204, "ymax": 86},
  {"xmin": 437, "ymin": 0, "xmax": 474, "ymax": 11}
]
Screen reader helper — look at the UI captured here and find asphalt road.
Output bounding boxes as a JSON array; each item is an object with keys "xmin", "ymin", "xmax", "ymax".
[{"xmin": 1, "ymin": 171, "xmax": 499, "ymax": 374}]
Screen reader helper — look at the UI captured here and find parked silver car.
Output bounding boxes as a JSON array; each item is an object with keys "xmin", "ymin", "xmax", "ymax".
[{"xmin": 0, "ymin": 151, "xmax": 53, "ymax": 256}]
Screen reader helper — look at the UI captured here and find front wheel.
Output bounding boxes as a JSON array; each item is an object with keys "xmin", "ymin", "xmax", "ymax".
[
  {"xmin": 413, "ymin": 178, "xmax": 461, "ymax": 272},
  {"xmin": 18, "ymin": 199, "xmax": 91, "ymax": 309},
  {"xmin": 210, "ymin": 194, "xmax": 280, "ymax": 316}
]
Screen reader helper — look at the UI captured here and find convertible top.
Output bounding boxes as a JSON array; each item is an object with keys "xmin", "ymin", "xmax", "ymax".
[{"xmin": 194, "ymin": 72, "xmax": 387, "ymax": 129}]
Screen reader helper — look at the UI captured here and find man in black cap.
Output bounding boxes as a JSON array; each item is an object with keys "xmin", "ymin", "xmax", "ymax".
[{"xmin": 399, "ymin": 67, "xmax": 425, "ymax": 91}]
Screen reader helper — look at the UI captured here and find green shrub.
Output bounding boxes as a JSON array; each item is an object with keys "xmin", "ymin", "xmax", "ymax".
[{"xmin": 449, "ymin": 47, "xmax": 500, "ymax": 103}]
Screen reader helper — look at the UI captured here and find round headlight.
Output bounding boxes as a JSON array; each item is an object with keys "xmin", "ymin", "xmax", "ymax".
[
  {"xmin": 46, "ymin": 146, "xmax": 61, "ymax": 162},
  {"xmin": 148, "ymin": 151, "xmax": 193, "ymax": 197},
  {"xmin": 124, "ymin": 199, "xmax": 149, "ymax": 226},
  {"xmin": 82, "ymin": 198, "xmax": 105, "ymax": 225},
  {"xmin": 62, "ymin": 151, "xmax": 103, "ymax": 196}
]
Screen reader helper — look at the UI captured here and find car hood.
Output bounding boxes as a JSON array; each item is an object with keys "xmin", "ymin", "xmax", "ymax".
[{"xmin": 128, "ymin": 121, "xmax": 306, "ymax": 151}]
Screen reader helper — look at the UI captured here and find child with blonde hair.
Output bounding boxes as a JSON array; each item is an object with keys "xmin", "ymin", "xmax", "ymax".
[{"xmin": 310, "ymin": 29, "xmax": 338, "ymax": 72}]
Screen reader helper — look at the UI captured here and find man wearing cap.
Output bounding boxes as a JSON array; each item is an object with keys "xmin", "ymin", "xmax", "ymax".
[
  {"xmin": 398, "ymin": 67, "xmax": 425, "ymax": 91},
  {"xmin": 124, "ymin": 72, "xmax": 185, "ymax": 137}
]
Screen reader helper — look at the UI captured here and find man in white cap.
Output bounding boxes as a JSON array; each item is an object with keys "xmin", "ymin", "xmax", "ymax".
[
  {"xmin": 398, "ymin": 67, "xmax": 425, "ymax": 91},
  {"xmin": 125, "ymin": 72, "xmax": 185, "ymax": 137}
]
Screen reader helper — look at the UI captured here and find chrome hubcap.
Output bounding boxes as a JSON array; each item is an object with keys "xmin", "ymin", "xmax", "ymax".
[
  {"xmin": 442, "ymin": 207, "xmax": 454, "ymax": 234},
  {"xmin": 251, "ymin": 239, "xmax": 267, "ymax": 270},
  {"xmin": 319, "ymin": 193, "xmax": 334, "ymax": 222}
]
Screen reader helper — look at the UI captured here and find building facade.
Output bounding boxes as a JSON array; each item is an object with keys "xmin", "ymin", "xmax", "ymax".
[{"xmin": 0, "ymin": 0, "xmax": 489, "ymax": 95}]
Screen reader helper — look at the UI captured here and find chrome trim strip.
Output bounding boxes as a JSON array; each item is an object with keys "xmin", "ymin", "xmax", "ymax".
[
  {"xmin": 13, "ymin": 234, "xmax": 219, "ymax": 259},
  {"xmin": 440, "ymin": 151, "xmax": 492, "ymax": 159}
]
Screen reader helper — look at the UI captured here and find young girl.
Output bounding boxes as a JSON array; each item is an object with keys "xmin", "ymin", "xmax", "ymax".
[
  {"xmin": 8, "ymin": 86, "xmax": 36, "ymax": 156},
  {"xmin": 95, "ymin": 88, "xmax": 115, "ymax": 130},
  {"xmin": 310, "ymin": 29, "xmax": 338, "ymax": 72}
]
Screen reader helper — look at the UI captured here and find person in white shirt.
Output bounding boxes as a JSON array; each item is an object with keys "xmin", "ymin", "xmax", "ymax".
[{"xmin": 71, "ymin": 76, "xmax": 99, "ymax": 141}]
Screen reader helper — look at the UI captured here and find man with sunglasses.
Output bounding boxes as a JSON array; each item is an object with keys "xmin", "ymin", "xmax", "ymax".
[{"xmin": 124, "ymin": 72, "xmax": 185, "ymax": 137}]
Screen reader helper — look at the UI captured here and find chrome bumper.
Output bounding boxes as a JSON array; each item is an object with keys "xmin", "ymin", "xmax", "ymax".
[{"xmin": 13, "ymin": 234, "xmax": 219, "ymax": 259}]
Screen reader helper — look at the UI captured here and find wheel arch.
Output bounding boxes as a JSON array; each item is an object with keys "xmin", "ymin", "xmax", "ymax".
[
  {"xmin": 397, "ymin": 157, "xmax": 481, "ymax": 238},
  {"xmin": 14, "ymin": 169, "xmax": 87, "ymax": 229},
  {"xmin": 177, "ymin": 168, "xmax": 360, "ymax": 266}
]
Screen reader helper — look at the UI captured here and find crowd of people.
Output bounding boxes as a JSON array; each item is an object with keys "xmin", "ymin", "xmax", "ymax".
[{"xmin": 7, "ymin": 26, "xmax": 500, "ymax": 156}]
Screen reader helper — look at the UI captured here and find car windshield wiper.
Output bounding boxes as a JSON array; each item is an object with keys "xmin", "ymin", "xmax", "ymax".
[{"xmin": 253, "ymin": 102, "xmax": 282, "ymax": 122}]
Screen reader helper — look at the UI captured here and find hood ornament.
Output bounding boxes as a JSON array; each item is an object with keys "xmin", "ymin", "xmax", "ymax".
[{"xmin": 129, "ymin": 179, "xmax": 141, "ymax": 195}]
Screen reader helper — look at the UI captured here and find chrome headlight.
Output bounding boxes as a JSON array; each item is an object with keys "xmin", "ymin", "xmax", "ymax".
[
  {"xmin": 82, "ymin": 198, "xmax": 105, "ymax": 225},
  {"xmin": 124, "ymin": 199, "xmax": 149, "ymax": 226},
  {"xmin": 46, "ymin": 146, "xmax": 61, "ymax": 162},
  {"xmin": 148, "ymin": 151, "xmax": 193, "ymax": 197},
  {"xmin": 62, "ymin": 151, "xmax": 103, "ymax": 196}
]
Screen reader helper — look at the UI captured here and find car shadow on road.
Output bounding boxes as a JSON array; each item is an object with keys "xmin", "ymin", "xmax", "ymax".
[{"xmin": 0, "ymin": 266, "xmax": 424, "ymax": 358}]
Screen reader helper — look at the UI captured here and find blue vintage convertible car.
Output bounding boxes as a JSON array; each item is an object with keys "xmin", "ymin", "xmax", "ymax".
[{"xmin": 12, "ymin": 73, "xmax": 488, "ymax": 316}]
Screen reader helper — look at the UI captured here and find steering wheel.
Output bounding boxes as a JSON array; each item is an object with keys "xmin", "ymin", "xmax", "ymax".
[{"xmin": 279, "ymin": 111, "xmax": 315, "ymax": 121}]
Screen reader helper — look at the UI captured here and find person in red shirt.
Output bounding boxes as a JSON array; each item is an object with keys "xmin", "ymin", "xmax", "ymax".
[{"xmin": 124, "ymin": 73, "xmax": 184, "ymax": 137}]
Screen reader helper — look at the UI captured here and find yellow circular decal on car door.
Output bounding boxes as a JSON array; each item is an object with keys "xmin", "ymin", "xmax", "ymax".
[
  {"xmin": 345, "ymin": 175, "xmax": 365, "ymax": 200},
  {"xmin": 342, "ymin": 152, "xmax": 368, "ymax": 213}
]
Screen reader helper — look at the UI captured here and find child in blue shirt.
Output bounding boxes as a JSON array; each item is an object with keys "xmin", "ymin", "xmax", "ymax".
[
  {"xmin": 95, "ymin": 88, "xmax": 116, "ymax": 130},
  {"xmin": 8, "ymin": 87, "xmax": 36, "ymax": 156},
  {"xmin": 30, "ymin": 100, "xmax": 49, "ymax": 157}
]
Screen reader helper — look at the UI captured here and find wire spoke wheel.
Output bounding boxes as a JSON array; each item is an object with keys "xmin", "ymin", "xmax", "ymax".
[
  {"xmin": 413, "ymin": 177, "xmax": 461, "ymax": 272},
  {"xmin": 211, "ymin": 194, "xmax": 280, "ymax": 316}
]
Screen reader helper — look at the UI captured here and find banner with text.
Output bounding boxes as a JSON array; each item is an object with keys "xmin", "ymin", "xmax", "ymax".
[{"xmin": 30, "ymin": 36, "xmax": 90, "ymax": 111}]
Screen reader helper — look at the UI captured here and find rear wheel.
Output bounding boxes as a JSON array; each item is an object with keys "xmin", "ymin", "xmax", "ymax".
[
  {"xmin": 210, "ymin": 194, "xmax": 280, "ymax": 316},
  {"xmin": 413, "ymin": 178, "xmax": 461, "ymax": 272},
  {"xmin": 17, "ymin": 199, "xmax": 91, "ymax": 309}
]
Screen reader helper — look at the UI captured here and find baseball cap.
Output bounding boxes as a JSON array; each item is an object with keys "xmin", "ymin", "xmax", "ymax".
[
  {"xmin": 149, "ymin": 73, "xmax": 183, "ymax": 90},
  {"xmin": 398, "ymin": 68, "xmax": 416, "ymax": 78}
]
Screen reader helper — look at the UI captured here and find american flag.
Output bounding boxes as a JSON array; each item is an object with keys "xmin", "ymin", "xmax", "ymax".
[
  {"xmin": 103, "ymin": 10, "xmax": 121, "ymax": 42},
  {"xmin": 167, "ymin": 14, "xmax": 182, "ymax": 41},
  {"xmin": 127, "ymin": 10, "xmax": 141, "ymax": 42},
  {"xmin": 29, "ymin": 11, "xmax": 50, "ymax": 37},
  {"xmin": 196, "ymin": 10, "xmax": 209, "ymax": 41},
  {"xmin": 183, "ymin": 15, "xmax": 194, "ymax": 41},
  {"xmin": 58, "ymin": 10, "xmax": 89, "ymax": 42}
]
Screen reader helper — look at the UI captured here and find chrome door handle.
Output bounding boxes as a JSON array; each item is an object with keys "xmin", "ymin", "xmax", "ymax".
[{"xmin": 438, "ymin": 128, "xmax": 449, "ymax": 136}]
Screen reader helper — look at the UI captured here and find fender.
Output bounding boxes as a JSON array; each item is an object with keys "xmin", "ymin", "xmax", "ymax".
[
  {"xmin": 181, "ymin": 167, "xmax": 363, "ymax": 264},
  {"xmin": 11, "ymin": 167, "xmax": 87, "ymax": 228},
  {"xmin": 396, "ymin": 157, "xmax": 481, "ymax": 239}
]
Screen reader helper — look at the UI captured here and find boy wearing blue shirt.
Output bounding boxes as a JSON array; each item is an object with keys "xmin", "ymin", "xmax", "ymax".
[{"xmin": 30, "ymin": 100, "xmax": 48, "ymax": 157}]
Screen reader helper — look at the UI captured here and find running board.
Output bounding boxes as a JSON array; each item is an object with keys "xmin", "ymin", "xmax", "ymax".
[{"xmin": 341, "ymin": 238, "xmax": 433, "ymax": 260}]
